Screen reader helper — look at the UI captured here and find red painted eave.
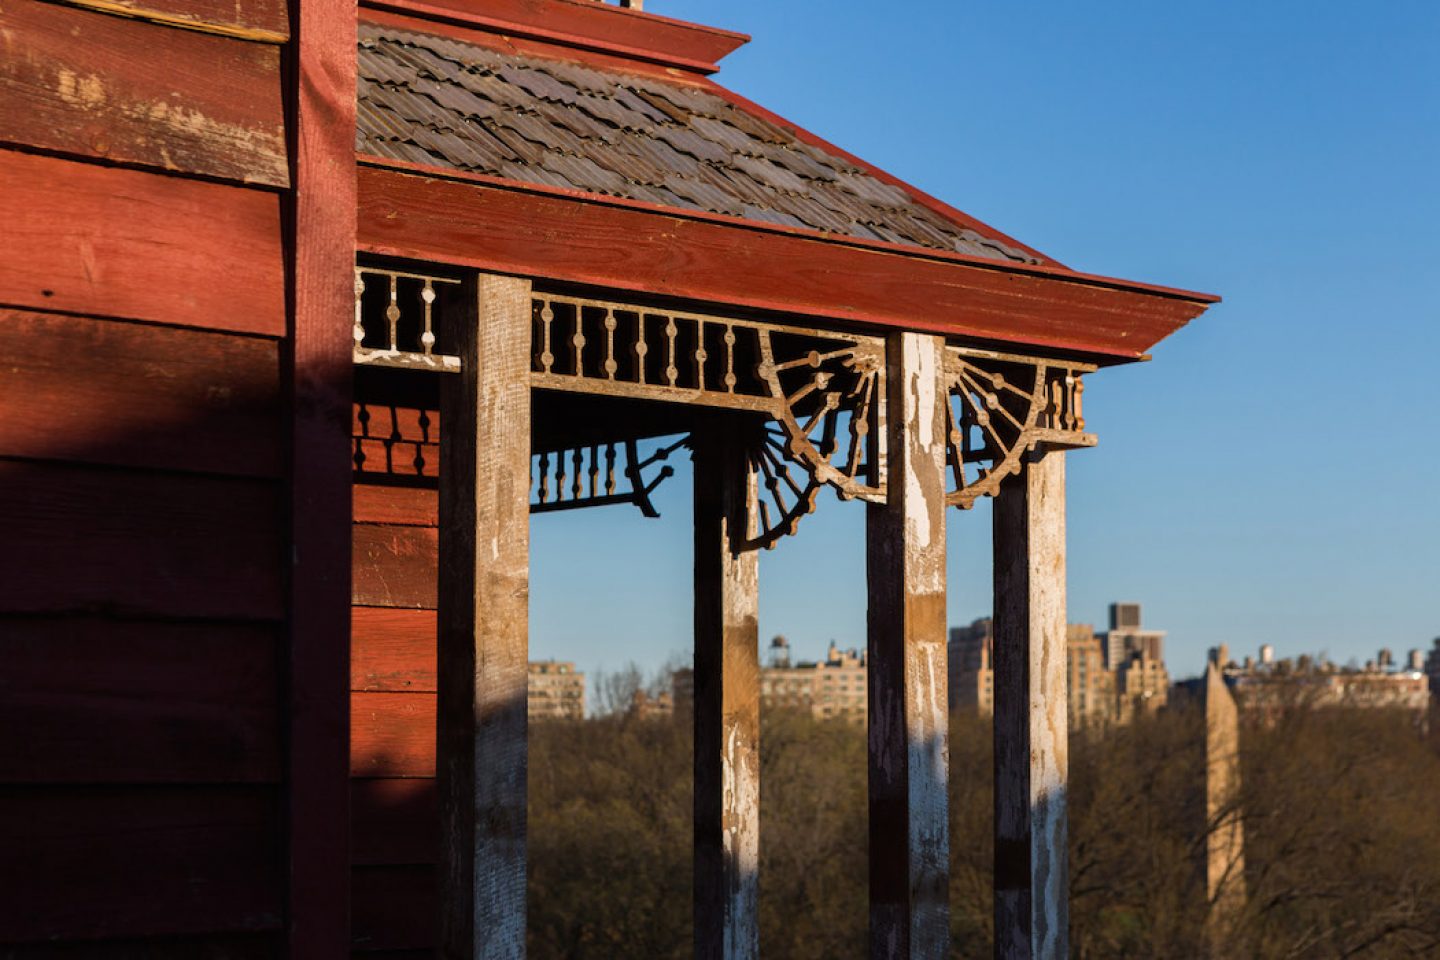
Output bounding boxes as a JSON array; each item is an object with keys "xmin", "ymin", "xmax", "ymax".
[
  {"xmin": 358, "ymin": 0, "xmax": 748, "ymax": 74},
  {"xmin": 355, "ymin": 155, "xmax": 1220, "ymax": 364}
]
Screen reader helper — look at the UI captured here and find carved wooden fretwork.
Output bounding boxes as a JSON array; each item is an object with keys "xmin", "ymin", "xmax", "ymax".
[
  {"xmin": 354, "ymin": 265, "xmax": 463, "ymax": 373},
  {"xmin": 944, "ymin": 346, "xmax": 1096, "ymax": 509},
  {"xmin": 529, "ymin": 292, "xmax": 886, "ymax": 511},
  {"xmin": 353, "ymin": 264, "xmax": 1107, "ymax": 535},
  {"xmin": 531, "ymin": 437, "xmax": 686, "ymax": 518}
]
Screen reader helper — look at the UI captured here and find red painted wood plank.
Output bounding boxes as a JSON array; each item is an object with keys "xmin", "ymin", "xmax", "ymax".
[
  {"xmin": 351, "ymin": 778, "xmax": 437, "ymax": 865},
  {"xmin": 0, "ymin": 460, "xmax": 283, "ymax": 620},
  {"xmin": 351, "ymin": 865, "xmax": 435, "ymax": 951},
  {"xmin": 0, "ymin": 310, "xmax": 281, "ymax": 478},
  {"xmin": 351, "ymin": 692, "xmax": 435, "ymax": 777},
  {"xmin": 357, "ymin": 161, "xmax": 1213, "ymax": 362},
  {"xmin": 358, "ymin": 0, "xmax": 747, "ymax": 75},
  {"xmin": 0, "ymin": 150, "xmax": 285, "ymax": 335},
  {"xmin": 286, "ymin": 0, "xmax": 358, "ymax": 944},
  {"xmin": 0, "ymin": 0, "xmax": 287, "ymax": 185},
  {"xmin": 0, "ymin": 618, "xmax": 280, "ymax": 783},
  {"xmin": 353, "ymin": 483, "xmax": 439, "ymax": 527},
  {"xmin": 61, "ymin": 0, "xmax": 289, "ymax": 42},
  {"xmin": 352, "ymin": 607, "xmax": 437, "ymax": 691},
  {"xmin": 352, "ymin": 523, "xmax": 438, "ymax": 610},
  {"xmin": 0, "ymin": 786, "xmax": 283, "ymax": 942}
]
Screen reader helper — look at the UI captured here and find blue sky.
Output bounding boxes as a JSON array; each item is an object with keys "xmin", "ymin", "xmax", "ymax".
[{"xmin": 530, "ymin": 0, "xmax": 1440, "ymax": 683}]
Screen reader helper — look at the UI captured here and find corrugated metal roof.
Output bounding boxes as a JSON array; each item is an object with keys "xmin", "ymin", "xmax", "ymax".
[{"xmin": 357, "ymin": 23, "xmax": 1043, "ymax": 265}]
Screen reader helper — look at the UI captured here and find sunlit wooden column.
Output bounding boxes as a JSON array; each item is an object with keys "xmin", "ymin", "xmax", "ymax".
[
  {"xmin": 438, "ymin": 273, "xmax": 532, "ymax": 960},
  {"xmin": 693, "ymin": 416, "xmax": 761, "ymax": 960},
  {"xmin": 867, "ymin": 332, "xmax": 950, "ymax": 959},
  {"xmin": 993, "ymin": 448, "xmax": 1068, "ymax": 960}
]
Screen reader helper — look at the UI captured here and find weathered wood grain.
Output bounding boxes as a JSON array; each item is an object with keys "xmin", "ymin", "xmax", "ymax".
[
  {"xmin": 0, "ymin": 150, "xmax": 285, "ymax": 334},
  {"xmin": 437, "ymin": 274, "xmax": 531, "ymax": 960},
  {"xmin": 866, "ymin": 332, "xmax": 949, "ymax": 959},
  {"xmin": 358, "ymin": 162, "xmax": 1214, "ymax": 363},
  {"xmin": 0, "ymin": 310, "xmax": 281, "ymax": 477},
  {"xmin": 353, "ymin": 606, "xmax": 437, "ymax": 691},
  {"xmin": 692, "ymin": 417, "xmax": 760, "ymax": 960},
  {"xmin": 0, "ymin": 459, "xmax": 283, "ymax": 619},
  {"xmin": 286, "ymin": 0, "xmax": 358, "ymax": 942},
  {"xmin": 993, "ymin": 450, "xmax": 1069, "ymax": 960},
  {"xmin": 0, "ymin": 618, "xmax": 279, "ymax": 783},
  {"xmin": 351, "ymin": 692, "xmax": 436, "ymax": 778},
  {"xmin": 0, "ymin": 786, "xmax": 282, "ymax": 941},
  {"xmin": 354, "ymin": 482, "xmax": 440, "ymax": 526},
  {"xmin": 353, "ymin": 523, "xmax": 439, "ymax": 609},
  {"xmin": 59, "ymin": 0, "xmax": 289, "ymax": 41},
  {"xmin": 0, "ymin": 0, "xmax": 287, "ymax": 184}
]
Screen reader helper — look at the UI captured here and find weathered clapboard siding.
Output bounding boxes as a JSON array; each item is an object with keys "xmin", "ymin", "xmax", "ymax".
[
  {"xmin": 0, "ymin": 460, "xmax": 283, "ymax": 619},
  {"xmin": 0, "ymin": 0, "xmax": 287, "ymax": 185},
  {"xmin": 351, "ymin": 691, "xmax": 437, "ymax": 778},
  {"xmin": 0, "ymin": 786, "xmax": 284, "ymax": 941},
  {"xmin": 353, "ymin": 607, "xmax": 438, "ymax": 691},
  {"xmin": 354, "ymin": 483, "xmax": 440, "ymax": 526},
  {"xmin": 0, "ymin": 310, "xmax": 282, "ymax": 478},
  {"xmin": 351, "ymin": 476, "xmax": 441, "ymax": 953},
  {"xmin": 0, "ymin": 618, "xmax": 280, "ymax": 783},
  {"xmin": 0, "ymin": 150, "xmax": 286, "ymax": 334},
  {"xmin": 353, "ymin": 522, "xmax": 439, "ymax": 609},
  {"xmin": 61, "ymin": 0, "xmax": 290, "ymax": 42},
  {"xmin": 0, "ymin": 0, "xmax": 354, "ymax": 948}
]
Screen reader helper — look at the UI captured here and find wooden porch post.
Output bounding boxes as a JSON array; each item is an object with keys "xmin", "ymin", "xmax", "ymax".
[
  {"xmin": 438, "ymin": 273, "xmax": 533, "ymax": 960},
  {"xmin": 867, "ymin": 332, "xmax": 950, "ymax": 959},
  {"xmin": 993, "ymin": 449, "xmax": 1069, "ymax": 960},
  {"xmin": 693, "ymin": 416, "xmax": 761, "ymax": 960}
]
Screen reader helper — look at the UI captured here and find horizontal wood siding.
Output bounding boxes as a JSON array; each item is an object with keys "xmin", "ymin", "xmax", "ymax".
[
  {"xmin": 60, "ymin": 0, "xmax": 289, "ymax": 41},
  {"xmin": 0, "ymin": 619, "xmax": 280, "ymax": 783},
  {"xmin": 0, "ymin": 0, "xmax": 310, "ymax": 950},
  {"xmin": 353, "ymin": 607, "xmax": 438, "ymax": 691},
  {"xmin": 352, "ymin": 467, "xmax": 440, "ymax": 952},
  {"xmin": 0, "ymin": 310, "xmax": 282, "ymax": 477},
  {"xmin": 0, "ymin": 0, "xmax": 287, "ymax": 184},
  {"xmin": 0, "ymin": 150, "xmax": 286, "ymax": 333},
  {"xmin": 0, "ymin": 787, "xmax": 283, "ymax": 941},
  {"xmin": 0, "ymin": 459, "xmax": 283, "ymax": 619}
]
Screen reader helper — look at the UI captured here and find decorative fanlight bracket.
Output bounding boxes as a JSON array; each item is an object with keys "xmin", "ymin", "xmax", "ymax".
[
  {"xmin": 528, "ymin": 291, "xmax": 886, "ymax": 545},
  {"xmin": 944, "ymin": 346, "xmax": 1096, "ymax": 509}
]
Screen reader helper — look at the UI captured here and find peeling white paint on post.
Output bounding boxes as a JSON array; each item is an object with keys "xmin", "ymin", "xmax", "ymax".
[
  {"xmin": 438, "ymin": 273, "xmax": 531, "ymax": 960},
  {"xmin": 993, "ymin": 449, "xmax": 1069, "ymax": 960},
  {"xmin": 867, "ymin": 332, "xmax": 949, "ymax": 959},
  {"xmin": 694, "ymin": 416, "xmax": 761, "ymax": 960}
]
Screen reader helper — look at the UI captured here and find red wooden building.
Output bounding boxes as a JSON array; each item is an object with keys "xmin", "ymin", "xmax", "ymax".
[{"xmin": 0, "ymin": 0, "xmax": 1215, "ymax": 957}]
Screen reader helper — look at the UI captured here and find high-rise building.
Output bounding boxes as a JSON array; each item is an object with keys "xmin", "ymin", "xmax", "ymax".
[
  {"xmin": 948, "ymin": 619, "xmax": 994, "ymax": 714},
  {"xmin": 1068, "ymin": 624, "xmax": 1117, "ymax": 729},
  {"xmin": 948, "ymin": 609, "xmax": 1159, "ymax": 728},
  {"xmin": 528, "ymin": 660, "xmax": 586, "ymax": 720},
  {"xmin": 759, "ymin": 640, "xmax": 867, "ymax": 722},
  {"xmin": 1101, "ymin": 602, "xmax": 1167, "ymax": 669}
]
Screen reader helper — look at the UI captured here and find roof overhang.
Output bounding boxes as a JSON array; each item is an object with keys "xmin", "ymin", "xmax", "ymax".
[{"xmin": 357, "ymin": 155, "xmax": 1218, "ymax": 364}]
